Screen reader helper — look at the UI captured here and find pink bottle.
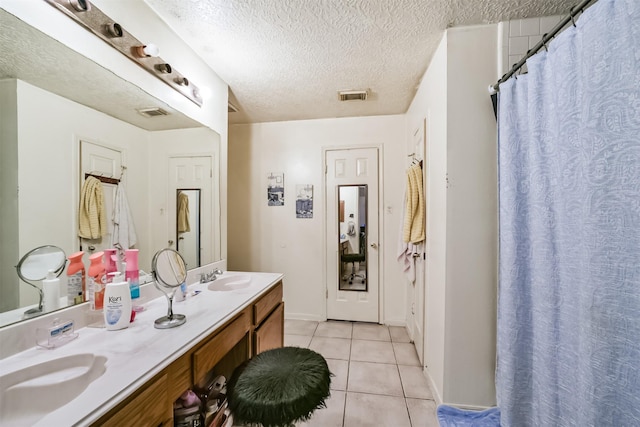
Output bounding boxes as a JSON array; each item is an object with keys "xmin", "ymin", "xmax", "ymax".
[
  {"xmin": 125, "ymin": 249, "xmax": 141, "ymax": 310},
  {"xmin": 88, "ymin": 252, "xmax": 106, "ymax": 311},
  {"xmin": 104, "ymin": 248, "xmax": 118, "ymax": 278}
]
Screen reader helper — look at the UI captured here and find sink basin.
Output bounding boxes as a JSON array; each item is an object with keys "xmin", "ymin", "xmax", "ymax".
[
  {"xmin": 0, "ymin": 353, "xmax": 107, "ymax": 425},
  {"xmin": 208, "ymin": 274, "xmax": 252, "ymax": 291}
]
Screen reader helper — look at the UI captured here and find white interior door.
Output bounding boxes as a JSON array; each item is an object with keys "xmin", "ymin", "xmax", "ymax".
[
  {"xmin": 409, "ymin": 119, "xmax": 427, "ymax": 365},
  {"xmin": 80, "ymin": 141, "xmax": 122, "ymax": 254},
  {"xmin": 168, "ymin": 156, "xmax": 213, "ymax": 269},
  {"xmin": 326, "ymin": 148, "xmax": 379, "ymax": 323}
]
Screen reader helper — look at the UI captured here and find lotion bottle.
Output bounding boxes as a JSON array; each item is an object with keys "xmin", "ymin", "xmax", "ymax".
[
  {"xmin": 67, "ymin": 251, "xmax": 85, "ymax": 305},
  {"xmin": 104, "ymin": 272, "xmax": 132, "ymax": 331},
  {"xmin": 88, "ymin": 251, "xmax": 106, "ymax": 311},
  {"xmin": 43, "ymin": 270, "xmax": 60, "ymax": 312}
]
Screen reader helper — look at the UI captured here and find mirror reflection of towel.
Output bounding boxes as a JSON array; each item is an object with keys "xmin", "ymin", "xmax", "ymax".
[
  {"xmin": 78, "ymin": 176, "xmax": 107, "ymax": 239},
  {"xmin": 111, "ymin": 183, "xmax": 137, "ymax": 249},
  {"xmin": 177, "ymin": 191, "xmax": 190, "ymax": 233}
]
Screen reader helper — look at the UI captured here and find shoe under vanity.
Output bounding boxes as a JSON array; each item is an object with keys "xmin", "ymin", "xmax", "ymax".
[{"xmin": 0, "ymin": 271, "xmax": 284, "ymax": 427}]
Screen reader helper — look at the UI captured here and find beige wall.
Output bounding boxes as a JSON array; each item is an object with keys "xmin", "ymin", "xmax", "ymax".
[{"xmin": 228, "ymin": 115, "xmax": 408, "ymax": 324}]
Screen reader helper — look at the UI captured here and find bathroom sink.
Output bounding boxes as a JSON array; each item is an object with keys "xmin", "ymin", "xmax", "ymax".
[
  {"xmin": 208, "ymin": 274, "xmax": 252, "ymax": 291},
  {"xmin": 0, "ymin": 353, "xmax": 107, "ymax": 425}
]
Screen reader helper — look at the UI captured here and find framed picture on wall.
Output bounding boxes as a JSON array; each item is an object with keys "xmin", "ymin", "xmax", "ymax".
[
  {"xmin": 296, "ymin": 184, "xmax": 313, "ymax": 218},
  {"xmin": 267, "ymin": 172, "xmax": 284, "ymax": 206}
]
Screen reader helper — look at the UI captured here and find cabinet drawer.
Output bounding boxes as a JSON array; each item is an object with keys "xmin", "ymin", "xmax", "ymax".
[
  {"xmin": 166, "ymin": 352, "xmax": 191, "ymax": 402},
  {"xmin": 192, "ymin": 312, "xmax": 250, "ymax": 383},
  {"xmin": 254, "ymin": 302, "xmax": 284, "ymax": 355},
  {"xmin": 253, "ymin": 282, "xmax": 283, "ymax": 326},
  {"xmin": 101, "ymin": 373, "xmax": 170, "ymax": 427}
]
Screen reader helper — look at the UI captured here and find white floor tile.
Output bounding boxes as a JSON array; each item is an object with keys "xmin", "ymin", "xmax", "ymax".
[
  {"xmin": 315, "ymin": 321, "xmax": 353, "ymax": 339},
  {"xmin": 389, "ymin": 326, "xmax": 411, "ymax": 343},
  {"xmin": 285, "ymin": 319, "xmax": 319, "ymax": 336},
  {"xmin": 297, "ymin": 390, "xmax": 346, "ymax": 427},
  {"xmin": 352, "ymin": 323, "xmax": 391, "ymax": 341},
  {"xmin": 350, "ymin": 339, "xmax": 396, "ymax": 364},
  {"xmin": 344, "ymin": 392, "xmax": 411, "ymax": 427},
  {"xmin": 347, "ymin": 361, "xmax": 403, "ymax": 396},
  {"xmin": 285, "ymin": 334, "xmax": 312, "ymax": 348},
  {"xmin": 398, "ymin": 365, "xmax": 433, "ymax": 399},
  {"xmin": 309, "ymin": 337, "xmax": 351, "ymax": 360},
  {"xmin": 326, "ymin": 358, "xmax": 349, "ymax": 391},
  {"xmin": 406, "ymin": 398, "xmax": 439, "ymax": 427},
  {"xmin": 393, "ymin": 342, "xmax": 421, "ymax": 366}
]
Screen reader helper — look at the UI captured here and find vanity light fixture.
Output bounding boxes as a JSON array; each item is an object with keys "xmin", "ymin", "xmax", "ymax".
[
  {"xmin": 69, "ymin": 0, "xmax": 90, "ymax": 12},
  {"xmin": 105, "ymin": 22, "xmax": 123, "ymax": 38},
  {"xmin": 155, "ymin": 63, "xmax": 172, "ymax": 74},
  {"xmin": 174, "ymin": 76, "xmax": 189, "ymax": 86},
  {"xmin": 46, "ymin": 0, "xmax": 203, "ymax": 107},
  {"xmin": 135, "ymin": 43, "xmax": 160, "ymax": 58}
]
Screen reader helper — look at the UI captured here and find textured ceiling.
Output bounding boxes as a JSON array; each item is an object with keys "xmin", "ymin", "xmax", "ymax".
[{"xmin": 145, "ymin": 0, "xmax": 578, "ymax": 124}]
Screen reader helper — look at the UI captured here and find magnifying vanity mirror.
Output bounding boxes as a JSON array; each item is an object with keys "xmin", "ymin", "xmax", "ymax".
[
  {"xmin": 338, "ymin": 185, "xmax": 368, "ymax": 292},
  {"xmin": 152, "ymin": 248, "xmax": 188, "ymax": 329},
  {"xmin": 0, "ymin": 7, "xmax": 222, "ymax": 329},
  {"xmin": 16, "ymin": 246, "xmax": 66, "ymax": 318}
]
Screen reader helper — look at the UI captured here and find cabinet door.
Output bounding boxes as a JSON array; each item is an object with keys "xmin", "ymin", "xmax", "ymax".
[
  {"xmin": 100, "ymin": 373, "xmax": 171, "ymax": 427},
  {"xmin": 254, "ymin": 302, "xmax": 284, "ymax": 355}
]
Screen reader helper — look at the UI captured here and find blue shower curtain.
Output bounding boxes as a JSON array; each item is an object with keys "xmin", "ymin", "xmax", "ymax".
[{"xmin": 496, "ymin": 0, "xmax": 640, "ymax": 425}]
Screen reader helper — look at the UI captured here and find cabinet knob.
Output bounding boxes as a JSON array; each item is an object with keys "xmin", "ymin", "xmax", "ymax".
[{"xmin": 370, "ymin": 243, "xmax": 378, "ymax": 249}]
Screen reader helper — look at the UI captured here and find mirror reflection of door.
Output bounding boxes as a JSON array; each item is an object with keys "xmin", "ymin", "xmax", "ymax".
[
  {"xmin": 176, "ymin": 189, "xmax": 200, "ymax": 269},
  {"xmin": 339, "ymin": 185, "xmax": 367, "ymax": 291},
  {"xmin": 168, "ymin": 156, "xmax": 213, "ymax": 269}
]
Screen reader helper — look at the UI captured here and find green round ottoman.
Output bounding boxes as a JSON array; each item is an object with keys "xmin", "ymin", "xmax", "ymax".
[{"xmin": 227, "ymin": 347, "xmax": 332, "ymax": 427}]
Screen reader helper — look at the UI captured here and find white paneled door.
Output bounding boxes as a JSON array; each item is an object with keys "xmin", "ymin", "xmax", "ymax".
[
  {"xmin": 79, "ymin": 140, "xmax": 122, "ymax": 254},
  {"xmin": 325, "ymin": 148, "xmax": 379, "ymax": 323},
  {"xmin": 168, "ymin": 156, "xmax": 213, "ymax": 269}
]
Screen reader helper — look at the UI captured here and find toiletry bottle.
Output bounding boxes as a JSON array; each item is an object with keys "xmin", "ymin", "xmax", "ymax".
[
  {"xmin": 67, "ymin": 251, "xmax": 85, "ymax": 305},
  {"xmin": 88, "ymin": 251, "xmax": 106, "ymax": 310},
  {"xmin": 125, "ymin": 249, "xmax": 142, "ymax": 311},
  {"xmin": 104, "ymin": 248, "xmax": 118, "ymax": 278},
  {"xmin": 43, "ymin": 269, "xmax": 60, "ymax": 312},
  {"xmin": 104, "ymin": 272, "xmax": 132, "ymax": 331}
]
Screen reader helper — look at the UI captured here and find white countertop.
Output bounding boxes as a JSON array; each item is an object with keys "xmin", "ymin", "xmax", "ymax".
[{"xmin": 0, "ymin": 271, "xmax": 283, "ymax": 427}]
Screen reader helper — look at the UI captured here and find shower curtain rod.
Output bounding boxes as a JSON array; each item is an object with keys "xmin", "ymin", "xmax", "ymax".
[{"xmin": 491, "ymin": 0, "xmax": 597, "ymax": 92}]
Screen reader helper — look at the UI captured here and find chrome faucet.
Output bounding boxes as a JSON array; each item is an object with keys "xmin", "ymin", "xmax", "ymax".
[{"xmin": 199, "ymin": 268, "xmax": 223, "ymax": 283}]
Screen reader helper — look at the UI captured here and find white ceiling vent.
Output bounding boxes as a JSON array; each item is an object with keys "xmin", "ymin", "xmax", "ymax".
[
  {"xmin": 338, "ymin": 90, "xmax": 369, "ymax": 102},
  {"xmin": 137, "ymin": 107, "xmax": 169, "ymax": 118},
  {"xmin": 228, "ymin": 102, "xmax": 239, "ymax": 113}
]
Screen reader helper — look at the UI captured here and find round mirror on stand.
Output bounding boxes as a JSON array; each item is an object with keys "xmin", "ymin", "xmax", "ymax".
[
  {"xmin": 152, "ymin": 248, "xmax": 188, "ymax": 329},
  {"xmin": 16, "ymin": 245, "xmax": 67, "ymax": 318}
]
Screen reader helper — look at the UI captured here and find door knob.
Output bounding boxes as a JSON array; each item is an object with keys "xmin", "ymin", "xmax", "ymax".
[{"xmin": 370, "ymin": 243, "xmax": 378, "ymax": 248}]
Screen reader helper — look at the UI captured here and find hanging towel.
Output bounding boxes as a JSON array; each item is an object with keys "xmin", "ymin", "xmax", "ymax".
[
  {"xmin": 397, "ymin": 189, "xmax": 423, "ymax": 282},
  {"xmin": 402, "ymin": 163, "xmax": 425, "ymax": 243},
  {"xmin": 78, "ymin": 176, "xmax": 107, "ymax": 239},
  {"xmin": 111, "ymin": 182, "xmax": 137, "ymax": 250},
  {"xmin": 177, "ymin": 191, "xmax": 191, "ymax": 233}
]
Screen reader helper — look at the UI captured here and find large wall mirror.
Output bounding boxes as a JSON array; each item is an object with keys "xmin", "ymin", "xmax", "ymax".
[
  {"xmin": 338, "ymin": 185, "xmax": 368, "ymax": 292},
  {"xmin": 0, "ymin": 9, "xmax": 222, "ymax": 328}
]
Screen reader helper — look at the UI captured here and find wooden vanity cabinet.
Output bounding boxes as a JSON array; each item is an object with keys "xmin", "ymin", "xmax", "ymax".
[
  {"xmin": 94, "ymin": 281, "xmax": 284, "ymax": 427},
  {"xmin": 253, "ymin": 282, "xmax": 284, "ymax": 355}
]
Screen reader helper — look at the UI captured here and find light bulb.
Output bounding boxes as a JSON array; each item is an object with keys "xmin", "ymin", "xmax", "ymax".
[{"xmin": 135, "ymin": 43, "xmax": 159, "ymax": 58}]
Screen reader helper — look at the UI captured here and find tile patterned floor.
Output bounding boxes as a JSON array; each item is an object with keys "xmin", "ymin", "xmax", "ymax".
[{"xmin": 284, "ymin": 320, "xmax": 440, "ymax": 427}]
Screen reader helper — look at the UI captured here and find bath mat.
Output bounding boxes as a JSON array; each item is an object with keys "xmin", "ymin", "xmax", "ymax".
[{"xmin": 436, "ymin": 405, "xmax": 501, "ymax": 426}]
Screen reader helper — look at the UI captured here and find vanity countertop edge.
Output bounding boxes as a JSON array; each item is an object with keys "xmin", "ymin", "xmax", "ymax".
[{"xmin": 0, "ymin": 271, "xmax": 284, "ymax": 427}]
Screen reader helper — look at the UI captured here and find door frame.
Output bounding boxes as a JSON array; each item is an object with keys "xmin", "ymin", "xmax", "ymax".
[{"xmin": 321, "ymin": 144, "xmax": 385, "ymax": 324}]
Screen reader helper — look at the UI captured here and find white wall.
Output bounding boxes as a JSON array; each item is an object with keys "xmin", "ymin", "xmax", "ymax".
[
  {"xmin": 228, "ymin": 116, "xmax": 407, "ymax": 324},
  {"xmin": 405, "ymin": 32, "xmax": 449, "ymax": 403},
  {"xmin": 405, "ymin": 24, "xmax": 499, "ymax": 408}
]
